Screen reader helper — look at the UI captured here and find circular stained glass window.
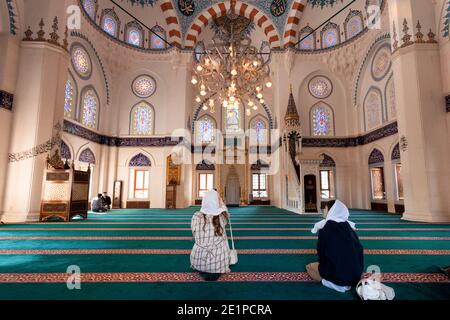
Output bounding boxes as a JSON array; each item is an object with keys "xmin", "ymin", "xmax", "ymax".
[
  {"xmin": 371, "ymin": 45, "xmax": 391, "ymax": 81},
  {"xmin": 308, "ymin": 76, "xmax": 333, "ymax": 99},
  {"xmin": 132, "ymin": 75, "xmax": 157, "ymax": 98},
  {"xmin": 71, "ymin": 45, "xmax": 92, "ymax": 79}
]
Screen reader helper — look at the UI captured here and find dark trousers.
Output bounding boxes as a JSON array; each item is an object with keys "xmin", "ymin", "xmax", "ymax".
[{"xmin": 199, "ymin": 272, "xmax": 221, "ymax": 282}]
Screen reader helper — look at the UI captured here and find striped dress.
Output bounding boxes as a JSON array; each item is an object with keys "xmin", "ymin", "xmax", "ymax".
[{"xmin": 190, "ymin": 212, "xmax": 231, "ymax": 274}]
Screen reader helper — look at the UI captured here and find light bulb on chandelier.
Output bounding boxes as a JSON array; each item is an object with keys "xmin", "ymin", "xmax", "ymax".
[{"xmin": 195, "ymin": 96, "xmax": 201, "ymax": 103}]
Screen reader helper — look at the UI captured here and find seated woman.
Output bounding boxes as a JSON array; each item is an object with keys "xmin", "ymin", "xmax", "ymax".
[
  {"xmin": 306, "ymin": 200, "xmax": 364, "ymax": 292},
  {"xmin": 190, "ymin": 189, "xmax": 231, "ymax": 281}
]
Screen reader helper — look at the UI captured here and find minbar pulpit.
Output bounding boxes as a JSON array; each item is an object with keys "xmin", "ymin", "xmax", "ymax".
[{"xmin": 40, "ymin": 150, "xmax": 91, "ymax": 222}]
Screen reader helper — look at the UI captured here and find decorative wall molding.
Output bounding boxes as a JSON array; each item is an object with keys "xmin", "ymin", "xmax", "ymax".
[
  {"xmin": 64, "ymin": 120, "xmax": 398, "ymax": 149},
  {"xmin": 22, "ymin": 16, "xmax": 69, "ymax": 52},
  {"xmin": 8, "ymin": 124, "xmax": 62, "ymax": 163},
  {"xmin": 0, "ymin": 90, "xmax": 13, "ymax": 111},
  {"xmin": 6, "ymin": 0, "xmax": 18, "ymax": 35},
  {"xmin": 302, "ymin": 121, "xmax": 398, "ymax": 148}
]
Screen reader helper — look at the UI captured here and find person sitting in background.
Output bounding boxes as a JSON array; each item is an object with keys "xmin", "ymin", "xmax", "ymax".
[
  {"xmin": 306, "ymin": 200, "xmax": 364, "ymax": 293},
  {"xmin": 91, "ymin": 194, "xmax": 106, "ymax": 213},
  {"xmin": 102, "ymin": 192, "xmax": 112, "ymax": 211},
  {"xmin": 190, "ymin": 189, "xmax": 231, "ymax": 281}
]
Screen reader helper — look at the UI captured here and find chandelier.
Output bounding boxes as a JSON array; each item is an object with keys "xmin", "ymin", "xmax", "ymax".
[{"xmin": 191, "ymin": 0, "xmax": 272, "ymax": 116}]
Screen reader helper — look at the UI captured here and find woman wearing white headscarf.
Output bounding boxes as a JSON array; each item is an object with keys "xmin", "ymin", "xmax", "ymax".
[
  {"xmin": 306, "ymin": 200, "xmax": 364, "ymax": 293},
  {"xmin": 190, "ymin": 189, "xmax": 231, "ymax": 281}
]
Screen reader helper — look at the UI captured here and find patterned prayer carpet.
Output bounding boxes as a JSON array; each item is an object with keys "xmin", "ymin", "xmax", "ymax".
[{"xmin": 0, "ymin": 206, "xmax": 449, "ymax": 300}]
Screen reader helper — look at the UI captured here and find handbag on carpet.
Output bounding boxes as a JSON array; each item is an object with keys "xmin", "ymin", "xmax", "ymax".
[
  {"xmin": 228, "ymin": 214, "xmax": 238, "ymax": 265},
  {"xmin": 356, "ymin": 278, "xmax": 395, "ymax": 300}
]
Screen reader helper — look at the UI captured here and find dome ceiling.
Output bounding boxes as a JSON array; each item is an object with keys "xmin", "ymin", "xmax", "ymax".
[{"xmin": 80, "ymin": 0, "xmax": 384, "ymax": 51}]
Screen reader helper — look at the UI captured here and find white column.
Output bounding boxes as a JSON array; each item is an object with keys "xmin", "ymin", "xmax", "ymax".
[{"xmin": 388, "ymin": 0, "xmax": 450, "ymax": 222}]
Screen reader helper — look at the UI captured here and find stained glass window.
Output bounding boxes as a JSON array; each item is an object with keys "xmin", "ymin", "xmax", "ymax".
[
  {"xmin": 128, "ymin": 29, "xmax": 141, "ymax": 46},
  {"xmin": 103, "ymin": 16, "xmax": 117, "ymax": 36},
  {"xmin": 132, "ymin": 75, "xmax": 156, "ymax": 98},
  {"xmin": 251, "ymin": 119, "xmax": 268, "ymax": 145},
  {"xmin": 150, "ymin": 25, "xmax": 166, "ymax": 49},
  {"xmin": 322, "ymin": 23, "xmax": 340, "ymax": 48},
  {"xmin": 309, "ymin": 76, "xmax": 333, "ymax": 99},
  {"xmin": 225, "ymin": 105, "xmax": 241, "ymax": 133},
  {"xmin": 64, "ymin": 78, "xmax": 74, "ymax": 118},
  {"xmin": 345, "ymin": 11, "xmax": 363, "ymax": 39},
  {"xmin": 71, "ymin": 46, "xmax": 91, "ymax": 78},
  {"xmin": 299, "ymin": 26, "xmax": 315, "ymax": 50},
  {"xmin": 364, "ymin": 89, "xmax": 383, "ymax": 131},
  {"xmin": 83, "ymin": 0, "xmax": 95, "ymax": 17},
  {"xmin": 196, "ymin": 116, "xmax": 215, "ymax": 144},
  {"xmin": 131, "ymin": 102, "xmax": 154, "ymax": 136},
  {"xmin": 194, "ymin": 41, "xmax": 205, "ymax": 62},
  {"xmin": 311, "ymin": 103, "xmax": 334, "ymax": 136},
  {"xmin": 81, "ymin": 89, "xmax": 98, "ymax": 129}
]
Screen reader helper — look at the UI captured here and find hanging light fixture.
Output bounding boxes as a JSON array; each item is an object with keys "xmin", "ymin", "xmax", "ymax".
[{"xmin": 191, "ymin": 0, "xmax": 272, "ymax": 113}]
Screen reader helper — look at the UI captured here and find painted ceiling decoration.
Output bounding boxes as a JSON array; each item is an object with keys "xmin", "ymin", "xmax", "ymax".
[
  {"xmin": 178, "ymin": 0, "xmax": 195, "ymax": 16},
  {"xmin": 125, "ymin": 0, "xmax": 158, "ymax": 6},
  {"xmin": 175, "ymin": 0, "xmax": 293, "ymax": 38},
  {"xmin": 307, "ymin": 0, "xmax": 343, "ymax": 9},
  {"xmin": 270, "ymin": 0, "xmax": 287, "ymax": 17}
]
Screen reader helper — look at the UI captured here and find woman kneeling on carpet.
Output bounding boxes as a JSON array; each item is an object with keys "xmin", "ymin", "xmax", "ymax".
[
  {"xmin": 306, "ymin": 200, "xmax": 364, "ymax": 293},
  {"xmin": 190, "ymin": 189, "xmax": 231, "ymax": 281}
]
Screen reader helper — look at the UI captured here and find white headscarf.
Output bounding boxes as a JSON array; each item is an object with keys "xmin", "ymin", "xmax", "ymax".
[
  {"xmin": 200, "ymin": 190, "xmax": 227, "ymax": 216},
  {"xmin": 311, "ymin": 200, "xmax": 356, "ymax": 234}
]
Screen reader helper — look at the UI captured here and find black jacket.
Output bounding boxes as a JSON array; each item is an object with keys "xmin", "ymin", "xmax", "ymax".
[{"xmin": 317, "ymin": 220, "xmax": 364, "ymax": 286}]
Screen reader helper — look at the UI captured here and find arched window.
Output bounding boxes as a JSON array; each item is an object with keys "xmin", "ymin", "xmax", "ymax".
[
  {"xmin": 64, "ymin": 74, "xmax": 77, "ymax": 118},
  {"xmin": 250, "ymin": 117, "xmax": 269, "ymax": 145},
  {"xmin": 101, "ymin": 10, "xmax": 120, "ymax": 37},
  {"xmin": 260, "ymin": 41, "xmax": 271, "ymax": 63},
  {"xmin": 310, "ymin": 102, "xmax": 334, "ymax": 136},
  {"xmin": 130, "ymin": 102, "xmax": 154, "ymax": 136},
  {"xmin": 81, "ymin": 87, "xmax": 99, "ymax": 129},
  {"xmin": 364, "ymin": 88, "xmax": 383, "ymax": 131},
  {"xmin": 128, "ymin": 153, "xmax": 151, "ymax": 200},
  {"xmin": 83, "ymin": 0, "xmax": 97, "ymax": 19},
  {"xmin": 194, "ymin": 41, "xmax": 205, "ymax": 62},
  {"xmin": 319, "ymin": 154, "xmax": 336, "ymax": 200},
  {"xmin": 391, "ymin": 143, "xmax": 403, "ymax": 201},
  {"xmin": 344, "ymin": 10, "xmax": 364, "ymax": 40},
  {"xmin": 321, "ymin": 22, "xmax": 340, "ymax": 48},
  {"xmin": 385, "ymin": 75, "xmax": 396, "ymax": 120},
  {"xmin": 224, "ymin": 104, "xmax": 242, "ymax": 133},
  {"xmin": 298, "ymin": 25, "xmax": 316, "ymax": 50},
  {"xmin": 150, "ymin": 25, "xmax": 166, "ymax": 49},
  {"xmin": 125, "ymin": 21, "xmax": 144, "ymax": 47},
  {"xmin": 368, "ymin": 148, "xmax": 385, "ymax": 201},
  {"xmin": 196, "ymin": 115, "xmax": 216, "ymax": 145}
]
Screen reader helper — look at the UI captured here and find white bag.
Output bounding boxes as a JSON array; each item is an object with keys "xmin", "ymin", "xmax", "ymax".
[
  {"xmin": 356, "ymin": 278, "xmax": 395, "ymax": 300},
  {"xmin": 228, "ymin": 214, "xmax": 238, "ymax": 265}
]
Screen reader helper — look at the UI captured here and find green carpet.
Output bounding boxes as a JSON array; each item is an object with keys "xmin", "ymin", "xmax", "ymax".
[{"xmin": 0, "ymin": 206, "xmax": 449, "ymax": 300}]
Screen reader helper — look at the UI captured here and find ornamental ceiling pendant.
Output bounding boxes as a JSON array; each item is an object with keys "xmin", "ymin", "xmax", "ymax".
[{"xmin": 191, "ymin": 0, "xmax": 272, "ymax": 116}]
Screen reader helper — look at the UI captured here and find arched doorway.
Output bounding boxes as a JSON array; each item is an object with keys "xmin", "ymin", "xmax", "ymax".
[
  {"xmin": 225, "ymin": 166, "xmax": 240, "ymax": 207},
  {"xmin": 304, "ymin": 174, "xmax": 318, "ymax": 213}
]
